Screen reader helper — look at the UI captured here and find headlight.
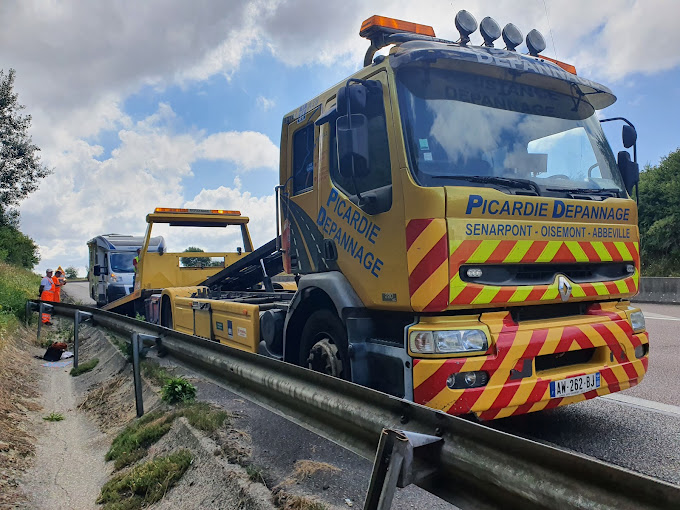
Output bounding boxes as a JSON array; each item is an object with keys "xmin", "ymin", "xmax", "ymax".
[
  {"xmin": 410, "ymin": 329, "xmax": 488, "ymax": 354},
  {"xmin": 630, "ymin": 310, "xmax": 645, "ymax": 332},
  {"xmin": 110, "ymin": 273, "xmax": 118, "ymax": 282}
]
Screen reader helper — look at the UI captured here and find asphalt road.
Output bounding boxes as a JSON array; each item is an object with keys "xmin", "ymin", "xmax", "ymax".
[
  {"xmin": 62, "ymin": 280, "xmax": 95, "ymax": 306},
  {"xmin": 63, "ymin": 283, "xmax": 680, "ymax": 491}
]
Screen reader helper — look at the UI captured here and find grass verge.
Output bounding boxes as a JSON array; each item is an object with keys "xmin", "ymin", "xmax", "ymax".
[
  {"xmin": 0, "ymin": 261, "xmax": 40, "ymax": 337},
  {"xmin": 97, "ymin": 449, "xmax": 192, "ymax": 510},
  {"xmin": 105, "ymin": 403, "xmax": 229, "ymax": 471},
  {"xmin": 70, "ymin": 358, "xmax": 99, "ymax": 376}
]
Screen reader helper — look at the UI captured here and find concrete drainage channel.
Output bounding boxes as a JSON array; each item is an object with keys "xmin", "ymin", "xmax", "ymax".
[{"xmin": 43, "ymin": 317, "xmax": 452, "ymax": 510}]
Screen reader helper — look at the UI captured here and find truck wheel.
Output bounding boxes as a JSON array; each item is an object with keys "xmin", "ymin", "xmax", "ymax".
[{"xmin": 299, "ymin": 309, "xmax": 351, "ymax": 381}]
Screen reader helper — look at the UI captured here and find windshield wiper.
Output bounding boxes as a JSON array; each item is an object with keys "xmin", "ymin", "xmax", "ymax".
[
  {"xmin": 546, "ymin": 187, "xmax": 620, "ymax": 197},
  {"xmin": 442, "ymin": 175, "xmax": 541, "ymax": 195}
]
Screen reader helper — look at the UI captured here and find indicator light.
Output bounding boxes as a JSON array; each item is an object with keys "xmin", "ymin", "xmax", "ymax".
[{"xmin": 467, "ymin": 268, "xmax": 483, "ymax": 278}]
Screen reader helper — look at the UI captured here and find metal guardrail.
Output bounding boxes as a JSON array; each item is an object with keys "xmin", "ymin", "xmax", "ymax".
[{"xmin": 29, "ymin": 300, "xmax": 680, "ymax": 509}]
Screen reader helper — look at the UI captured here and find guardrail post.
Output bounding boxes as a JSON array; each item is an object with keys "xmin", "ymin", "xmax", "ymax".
[
  {"xmin": 131, "ymin": 332, "xmax": 144, "ymax": 417},
  {"xmin": 36, "ymin": 303, "xmax": 53, "ymax": 340},
  {"xmin": 73, "ymin": 311, "xmax": 93, "ymax": 370},
  {"xmin": 130, "ymin": 332, "xmax": 159, "ymax": 418},
  {"xmin": 25, "ymin": 301, "xmax": 36, "ymax": 327},
  {"xmin": 363, "ymin": 429, "xmax": 443, "ymax": 510}
]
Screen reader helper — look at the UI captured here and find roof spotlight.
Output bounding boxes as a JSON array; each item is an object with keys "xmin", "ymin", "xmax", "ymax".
[
  {"xmin": 480, "ymin": 17, "xmax": 501, "ymax": 46},
  {"xmin": 455, "ymin": 10, "xmax": 478, "ymax": 45},
  {"xmin": 526, "ymin": 29, "xmax": 546, "ymax": 56},
  {"xmin": 502, "ymin": 23, "xmax": 523, "ymax": 51}
]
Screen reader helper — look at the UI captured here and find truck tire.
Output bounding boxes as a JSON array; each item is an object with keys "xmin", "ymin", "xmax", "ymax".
[{"xmin": 299, "ymin": 309, "xmax": 351, "ymax": 381}]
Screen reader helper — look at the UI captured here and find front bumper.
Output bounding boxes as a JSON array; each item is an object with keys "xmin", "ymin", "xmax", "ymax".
[{"xmin": 412, "ymin": 303, "xmax": 648, "ymax": 419}]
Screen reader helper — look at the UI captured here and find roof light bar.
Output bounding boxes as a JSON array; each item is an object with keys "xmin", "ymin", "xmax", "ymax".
[
  {"xmin": 360, "ymin": 15, "xmax": 435, "ymax": 40},
  {"xmin": 154, "ymin": 207, "xmax": 241, "ymax": 215}
]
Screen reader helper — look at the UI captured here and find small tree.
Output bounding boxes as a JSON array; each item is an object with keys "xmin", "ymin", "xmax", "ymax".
[
  {"xmin": 64, "ymin": 266, "xmax": 79, "ymax": 279},
  {"xmin": 180, "ymin": 246, "xmax": 205, "ymax": 267},
  {"xmin": 638, "ymin": 148, "xmax": 680, "ymax": 275},
  {"xmin": 0, "ymin": 69, "xmax": 51, "ymax": 223}
]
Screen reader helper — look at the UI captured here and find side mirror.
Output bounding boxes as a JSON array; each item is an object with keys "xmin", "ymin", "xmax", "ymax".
[
  {"xmin": 618, "ymin": 150, "xmax": 639, "ymax": 194},
  {"xmin": 622, "ymin": 125, "xmax": 637, "ymax": 149},
  {"xmin": 337, "ymin": 114, "xmax": 370, "ymax": 179},
  {"xmin": 336, "ymin": 80, "xmax": 382, "ymax": 115},
  {"xmin": 337, "ymin": 83, "xmax": 368, "ymax": 115},
  {"xmin": 93, "ymin": 265, "xmax": 101, "ymax": 277}
]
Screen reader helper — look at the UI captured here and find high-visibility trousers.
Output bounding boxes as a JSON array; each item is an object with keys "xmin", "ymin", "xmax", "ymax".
[{"xmin": 40, "ymin": 290, "xmax": 54, "ymax": 323}]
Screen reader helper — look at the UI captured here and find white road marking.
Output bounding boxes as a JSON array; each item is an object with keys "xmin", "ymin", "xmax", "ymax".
[
  {"xmin": 599, "ymin": 393, "xmax": 680, "ymax": 417},
  {"xmin": 643, "ymin": 313, "xmax": 680, "ymax": 321}
]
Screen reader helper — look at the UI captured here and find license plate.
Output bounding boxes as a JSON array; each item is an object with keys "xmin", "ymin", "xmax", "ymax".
[{"xmin": 550, "ymin": 372, "xmax": 600, "ymax": 398}]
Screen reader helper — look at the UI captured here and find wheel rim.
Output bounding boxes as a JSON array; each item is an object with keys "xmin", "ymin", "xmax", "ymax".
[{"xmin": 306, "ymin": 337, "xmax": 343, "ymax": 377}]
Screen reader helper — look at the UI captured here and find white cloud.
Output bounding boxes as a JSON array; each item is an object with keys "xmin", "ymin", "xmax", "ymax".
[
  {"xmin": 20, "ymin": 104, "xmax": 278, "ymax": 272},
  {"xmin": 199, "ymin": 131, "xmax": 279, "ymax": 171},
  {"xmin": 257, "ymin": 95, "xmax": 276, "ymax": 111}
]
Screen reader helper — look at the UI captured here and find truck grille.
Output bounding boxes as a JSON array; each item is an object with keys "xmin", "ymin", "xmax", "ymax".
[
  {"xmin": 459, "ymin": 262, "xmax": 633, "ymax": 286},
  {"xmin": 536, "ymin": 347, "xmax": 596, "ymax": 373}
]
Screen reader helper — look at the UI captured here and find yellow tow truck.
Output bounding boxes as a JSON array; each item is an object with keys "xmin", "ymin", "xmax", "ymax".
[
  {"xmin": 155, "ymin": 12, "xmax": 648, "ymax": 419},
  {"xmin": 104, "ymin": 207, "xmax": 254, "ymax": 317}
]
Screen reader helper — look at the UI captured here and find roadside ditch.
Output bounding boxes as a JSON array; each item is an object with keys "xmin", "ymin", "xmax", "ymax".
[{"xmin": 15, "ymin": 313, "xmax": 452, "ymax": 509}]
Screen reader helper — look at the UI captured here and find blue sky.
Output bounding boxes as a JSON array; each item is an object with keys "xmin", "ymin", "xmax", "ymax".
[{"xmin": 2, "ymin": 0, "xmax": 679, "ymax": 274}]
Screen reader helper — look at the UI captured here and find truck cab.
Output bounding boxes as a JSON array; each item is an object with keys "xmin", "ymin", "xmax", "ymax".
[{"xmin": 275, "ymin": 14, "xmax": 646, "ymax": 419}]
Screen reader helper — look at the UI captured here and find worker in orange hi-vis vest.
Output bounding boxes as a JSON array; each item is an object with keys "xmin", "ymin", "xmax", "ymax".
[
  {"xmin": 39, "ymin": 269, "xmax": 55, "ymax": 324},
  {"xmin": 52, "ymin": 269, "xmax": 66, "ymax": 303}
]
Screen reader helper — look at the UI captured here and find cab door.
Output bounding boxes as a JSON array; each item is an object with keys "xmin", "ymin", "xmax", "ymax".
[
  {"xmin": 315, "ymin": 70, "xmax": 410, "ymax": 310},
  {"xmin": 282, "ymin": 106, "xmax": 323, "ymax": 274}
]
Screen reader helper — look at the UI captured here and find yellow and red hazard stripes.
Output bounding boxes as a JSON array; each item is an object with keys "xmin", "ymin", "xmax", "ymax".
[
  {"xmin": 448, "ymin": 239, "xmax": 639, "ymax": 307},
  {"xmin": 406, "ymin": 219, "xmax": 449, "ymax": 311},
  {"xmin": 411, "ymin": 303, "xmax": 648, "ymax": 419}
]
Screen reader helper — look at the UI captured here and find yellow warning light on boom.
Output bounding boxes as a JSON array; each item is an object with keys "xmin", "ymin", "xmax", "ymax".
[
  {"xmin": 154, "ymin": 207, "xmax": 241, "ymax": 215},
  {"xmin": 360, "ymin": 15, "xmax": 436, "ymax": 40}
]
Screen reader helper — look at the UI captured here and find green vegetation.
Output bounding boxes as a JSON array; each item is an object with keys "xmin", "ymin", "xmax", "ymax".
[
  {"xmin": 160, "ymin": 376, "xmax": 196, "ymax": 404},
  {"xmin": 0, "ymin": 261, "xmax": 40, "ymax": 334},
  {"xmin": 43, "ymin": 412, "xmax": 64, "ymax": 422},
  {"xmin": 639, "ymin": 148, "xmax": 680, "ymax": 276},
  {"xmin": 64, "ymin": 266, "xmax": 79, "ymax": 279},
  {"xmin": 97, "ymin": 450, "xmax": 192, "ymax": 510},
  {"xmin": 106, "ymin": 410, "xmax": 175, "ymax": 470},
  {"xmin": 177, "ymin": 401, "xmax": 229, "ymax": 434},
  {"xmin": 106, "ymin": 404, "xmax": 228, "ymax": 471},
  {"xmin": 246, "ymin": 464, "xmax": 265, "ymax": 484},
  {"xmin": 0, "ymin": 226, "xmax": 39, "ymax": 269},
  {"xmin": 70, "ymin": 358, "xmax": 99, "ymax": 376},
  {"xmin": 141, "ymin": 359, "xmax": 172, "ymax": 386},
  {"xmin": 0, "ymin": 68, "xmax": 50, "ymax": 269}
]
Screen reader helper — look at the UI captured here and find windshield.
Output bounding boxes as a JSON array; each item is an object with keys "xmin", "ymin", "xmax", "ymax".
[
  {"xmin": 395, "ymin": 65, "xmax": 625, "ymax": 195},
  {"xmin": 110, "ymin": 252, "xmax": 136, "ymax": 273}
]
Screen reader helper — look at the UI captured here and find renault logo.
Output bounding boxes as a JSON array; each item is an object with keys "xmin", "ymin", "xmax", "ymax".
[{"xmin": 558, "ymin": 276, "xmax": 572, "ymax": 302}]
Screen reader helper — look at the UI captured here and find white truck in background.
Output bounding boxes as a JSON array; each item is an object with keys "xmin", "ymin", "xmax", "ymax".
[{"xmin": 87, "ymin": 234, "xmax": 165, "ymax": 306}]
